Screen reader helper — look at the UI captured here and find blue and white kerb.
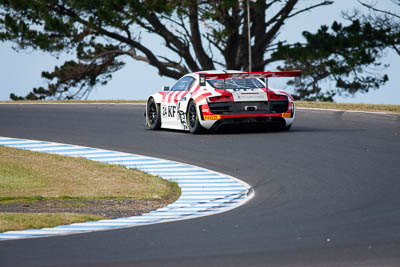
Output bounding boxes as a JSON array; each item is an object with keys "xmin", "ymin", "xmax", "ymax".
[{"xmin": 0, "ymin": 136, "xmax": 254, "ymax": 240}]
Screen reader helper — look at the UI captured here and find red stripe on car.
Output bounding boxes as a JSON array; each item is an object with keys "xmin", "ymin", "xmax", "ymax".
[
  {"xmin": 191, "ymin": 84, "xmax": 201, "ymax": 94},
  {"xmin": 161, "ymin": 92, "xmax": 168, "ymax": 102},
  {"xmin": 174, "ymin": 91, "xmax": 185, "ymax": 103},
  {"xmin": 194, "ymin": 93, "xmax": 212, "ymax": 104},
  {"xmin": 181, "ymin": 91, "xmax": 188, "ymax": 99},
  {"xmin": 168, "ymin": 92, "xmax": 177, "ymax": 103},
  {"xmin": 279, "ymin": 90, "xmax": 294, "ymax": 101},
  {"xmin": 220, "ymin": 113, "xmax": 283, "ymax": 119}
]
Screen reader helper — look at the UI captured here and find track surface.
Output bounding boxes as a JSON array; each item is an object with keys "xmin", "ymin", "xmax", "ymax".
[{"xmin": 0, "ymin": 104, "xmax": 399, "ymax": 266}]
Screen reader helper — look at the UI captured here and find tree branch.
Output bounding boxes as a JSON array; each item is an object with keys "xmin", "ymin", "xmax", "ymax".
[
  {"xmin": 158, "ymin": 56, "xmax": 188, "ymax": 73},
  {"xmin": 51, "ymin": 4, "xmax": 183, "ymax": 79},
  {"xmin": 188, "ymin": 2, "xmax": 215, "ymax": 70},
  {"xmin": 287, "ymin": 1, "xmax": 334, "ymax": 19},
  {"xmin": 358, "ymin": 0, "xmax": 400, "ymax": 19},
  {"xmin": 259, "ymin": 0, "xmax": 299, "ymax": 60},
  {"xmin": 144, "ymin": 12, "xmax": 200, "ymax": 71}
]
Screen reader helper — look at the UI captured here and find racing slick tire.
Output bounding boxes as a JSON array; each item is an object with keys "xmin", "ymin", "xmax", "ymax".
[
  {"xmin": 187, "ymin": 101, "xmax": 206, "ymax": 134},
  {"xmin": 146, "ymin": 98, "xmax": 161, "ymax": 130},
  {"xmin": 281, "ymin": 119, "xmax": 292, "ymax": 131},
  {"xmin": 283, "ymin": 124, "xmax": 292, "ymax": 131},
  {"xmin": 271, "ymin": 118, "xmax": 291, "ymax": 131}
]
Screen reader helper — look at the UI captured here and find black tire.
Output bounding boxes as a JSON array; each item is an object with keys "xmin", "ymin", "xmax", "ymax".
[
  {"xmin": 187, "ymin": 101, "xmax": 206, "ymax": 134},
  {"xmin": 271, "ymin": 118, "xmax": 291, "ymax": 131},
  {"xmin": 146, "ymin": 98, "xmax": 161, "ymax": 130},
  {"xmin": 278, "ymin": 119, "xmax": 292, "ymax": 131},
  {"xmin": 283, "ymin": 124, "xmax": 292, "ymax": 131}
]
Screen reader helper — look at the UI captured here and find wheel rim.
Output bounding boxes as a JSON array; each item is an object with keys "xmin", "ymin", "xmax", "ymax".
[
  {"xmin": 188, "ymin": 104, "xmax": 197, "ymax": 128},
  {"xmin": 148, "ymin": 102, "xmax": 157, "ymax": 125}
]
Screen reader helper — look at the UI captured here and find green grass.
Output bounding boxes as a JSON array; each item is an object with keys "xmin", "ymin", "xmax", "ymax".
[
  {"xmin": 0, "ymin": 145, "xmax": 181, "ymax": 232},
  {"xmin": 0, "ymin": 213, "xmax": 105, "ymax": 233},
  {"xmin": 295, "ymin": 101, "xmax": 400, "ymax": 114},
  {"xmin": 0, "ymin": 146, "xmax": 180, "ymax": 200},
  {"xmin": 0, "ymin": 196, "xmax": 148, "ymax": 204}
]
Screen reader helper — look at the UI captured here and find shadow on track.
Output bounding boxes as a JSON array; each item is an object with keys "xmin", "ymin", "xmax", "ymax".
[{"xmin": 144, "ymin": 124, "xmax": 334, "ymax": 135}]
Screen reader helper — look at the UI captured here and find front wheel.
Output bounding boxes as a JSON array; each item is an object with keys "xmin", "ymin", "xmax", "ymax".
[
  {"xmin": 146, "ymin": 98, "xmax": 161, "ymax": 130},
  {"xmin": 187, "ymin": 101, "xmax": 206, "ymax": 134}
]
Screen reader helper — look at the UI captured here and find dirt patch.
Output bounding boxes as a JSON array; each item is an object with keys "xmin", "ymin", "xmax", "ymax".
[{"xmin": 0, "ymin": 199, "xmax": 168, "ymax": 219}]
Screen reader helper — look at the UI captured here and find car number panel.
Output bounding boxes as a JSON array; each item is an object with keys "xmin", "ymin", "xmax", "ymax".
[{"xmin": 160, "ymin": 103, "xmax": 187, "ymax": 130}]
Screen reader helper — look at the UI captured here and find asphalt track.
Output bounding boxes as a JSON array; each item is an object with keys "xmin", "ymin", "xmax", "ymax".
[{"xmin": 0, "ymin": 104, "xmax": 399, "ymax": 267}]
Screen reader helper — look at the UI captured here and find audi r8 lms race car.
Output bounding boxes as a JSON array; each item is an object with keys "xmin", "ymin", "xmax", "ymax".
[{"xmin": 145, "ymin": 70, "xmax": 301, "ymax": 134}]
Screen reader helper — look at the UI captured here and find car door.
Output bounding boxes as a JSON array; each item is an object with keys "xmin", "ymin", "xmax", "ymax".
[
  {"xmin": 176, "ymin": 77, "xmax": 197, "ymax": 130},
  {"xmin": 161, "ymin": 76, "xmax": 195, "ymax": 130}
]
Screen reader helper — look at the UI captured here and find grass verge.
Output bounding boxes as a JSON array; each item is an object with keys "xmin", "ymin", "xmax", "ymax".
[
  {"xmin": 0, "ymin": 145, "xmax": 181, "ymax": 232},
  {"xmin": 0, "ymin": 213, "xmax": 104, "ymax": 233},
  {"xmin": 295, "ymin": 101, "xmax": 400, "ymax": 114},
  {"xmin": 1, "ymin": 100, "xmax": 399, "ymax": 113}
]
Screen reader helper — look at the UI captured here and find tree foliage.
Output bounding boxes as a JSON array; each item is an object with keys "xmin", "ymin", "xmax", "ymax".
[
  {"xmin": 347, "ymin": 0, "xmax": 400, "ymax": 55},
  {"xmin": 0, "ymin": 0, "xmax": 397, "ymax": 101},
  {"xmin": 272, "ymin": 20, "xmax": 394, "ymax": 101}
]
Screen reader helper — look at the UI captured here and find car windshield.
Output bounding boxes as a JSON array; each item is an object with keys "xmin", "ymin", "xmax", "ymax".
[{"xmin": 207, "ymin": 78, "xmax": 264, "ymax": 90}]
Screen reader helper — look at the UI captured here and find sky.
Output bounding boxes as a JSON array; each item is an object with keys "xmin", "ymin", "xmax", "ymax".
[{"xmin": 0, "ymin": 0, "xmax": 398, "ymax": 104}]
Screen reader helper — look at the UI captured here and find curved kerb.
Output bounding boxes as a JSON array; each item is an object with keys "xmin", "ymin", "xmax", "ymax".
[{"xmin": 0, "ymin": 136, "xmax": 254, "ymax": 240}]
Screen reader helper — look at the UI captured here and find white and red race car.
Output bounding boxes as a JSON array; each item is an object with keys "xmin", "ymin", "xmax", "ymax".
[{"xmin": 145, "ymin": 70, "xmax": 300, "ymax": 134}]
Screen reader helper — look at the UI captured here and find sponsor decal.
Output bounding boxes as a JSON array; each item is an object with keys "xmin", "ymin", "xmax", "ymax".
[
  {"xmin": 176, "ymin": 102, "xmax": 188, "ymax": 129},
  {"xmin": 238, "ymin": 94, "xmax": 262, "ymax": 99},
  {"xmin": 178, "ymin": 110, "xmax": 188, "ymax": 129},
  {"xmin": 203, "ymin": 115, "xmax": 221, "ymax": 120},
  {"xmin": 281, "ymin": 112, "xmax": 291, "ymax": 118},
  {"xmin": 162, "ymin": 105, "xmax": 177, "ymax": 118}
]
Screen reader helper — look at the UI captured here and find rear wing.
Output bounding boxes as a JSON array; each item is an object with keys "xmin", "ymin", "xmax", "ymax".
[{"xmin": 198, "ymin": 70, "xmax": 301, "ymax": 87}]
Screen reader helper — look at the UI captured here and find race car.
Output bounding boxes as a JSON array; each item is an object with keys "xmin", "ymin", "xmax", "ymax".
[{"xmin": 145, "ymin": 70, "xmax": 300, "ymax": 134}]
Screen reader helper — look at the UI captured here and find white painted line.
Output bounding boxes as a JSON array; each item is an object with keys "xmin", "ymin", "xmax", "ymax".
[
  {"xmin": 170, "ymin": 180, "xmax": 235, "ymax": 183},
  {"xmin": 160, "ymin": 204, "xmax": 221, "ymax": 209},
  {"xmin": 146, "ymin": 171, "xmax": 214, "ymax": 176},
  {"xmin": 0, "ymin": 137, "xmax": 20, "ymax": 141},
  {"xmin": 89, "ymin": 157, "xmax": 141, "ymax": 161},
  {"xmin": 177, "ymin": 196, "xmax": 245, "ymax": 199},
  {"xmin": 0, "ymin": 140, "xmax": 40, "ymax": 145},
  {"xmin": 91, "ymin": 157, "xmax": 153, "ymax": 162},
  {"xmin": 179, "ymin": 183, "xmax": 240, "ymax": 186},
  {"xmin": 57, "ymin": 150, "xmax": 113, "ymax": 155},
  {"xmin": 155, "ymin": 174, "xmax": 225, "ymax": 178},
  {"xmin": 136, "ymin": 165, "xmax": 188, "ymax": 170},
  {"xmin": 30, "ymin": 146, "xmax": 86, "ymax": 151},
  {"xmin": 80, "ymin": 153, "xmax": 132, "ymax": 158},
  {"xmin": 0, "ymin": 136, "xmax": 254, "ymax": 241},
  {"xmin": 9, "ymin": 143, "xmax": 58, "ymax": 148}
]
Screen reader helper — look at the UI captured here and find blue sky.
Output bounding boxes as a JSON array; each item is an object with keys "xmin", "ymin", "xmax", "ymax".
[{"xmin": 0, "ymin": 1, "xmax": 398, "ymax": 104}]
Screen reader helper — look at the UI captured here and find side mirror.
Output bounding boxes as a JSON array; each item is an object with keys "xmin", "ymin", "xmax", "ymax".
[
  {"xmin": 199, "ymin": 73, "xmax": 206, "ymax": 86},
  {"xmin": 162, "ymin": 86, "xmax": 170, "ymax": 91}
]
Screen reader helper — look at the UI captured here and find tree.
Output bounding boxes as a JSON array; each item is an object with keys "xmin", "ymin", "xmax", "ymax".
[
  {"xmin": 271, "ymin": 0, "xmax": 400, "ymax": 101},
  {"xmin": 1, "ymin": 0, "xmax": 396, "ymax": 101},
  {"xmin": 0, "ymin": 0, "xmax": 335, "ymax": 100},
  {"xmin": 347, "ymin": 0, "xmax": 399, "ymax": 55},
  {"xmin": 272, "ymin": 19, "xmax": 395, "ymax": 101}
]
